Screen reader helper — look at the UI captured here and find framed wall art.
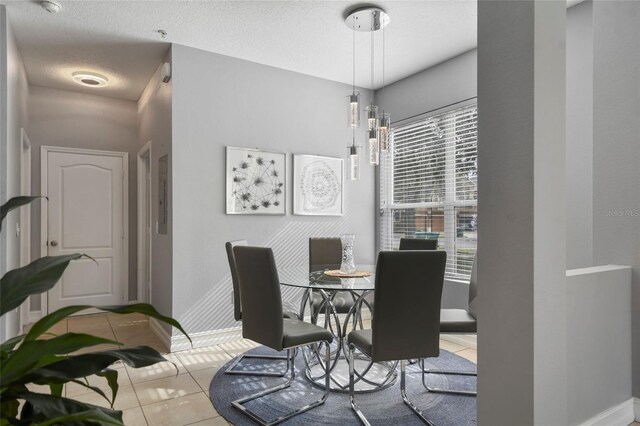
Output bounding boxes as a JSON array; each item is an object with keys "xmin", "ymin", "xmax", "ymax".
[
  {"xmin": 226, "ymin": 146, "xmax": 286, "ymax": 215},
  {"xmin": 293, "ymin": 154, "xmax": 343, "ymax": 216}
]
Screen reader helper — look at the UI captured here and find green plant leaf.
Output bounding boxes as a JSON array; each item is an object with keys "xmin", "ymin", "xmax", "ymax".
[
  {"xmin": 95, "ymin": 369, "xmax": 119, "ymax": 407},
  {"xmin": 0, "ymin": 399, "xmax": 19, "ymax": 420},
  {"xmin": 1, "ymin": 333, "xmax": 122, "ymax": 384},
  {"xmin": 0, "ymin": 334, "xmax": 24, "ymax": 352},
  {"xmin": 0, "ymin": 254, "xmax": 86, "ymax": 316},
  {"xmin": 49, "ymin": 383, "xmax": 63, "ymax": 397},
  {"xmin": 18, "ymin": 392, "xmax": 123, "ymax": 426},
  {"xmin": 19, "ymin": 346, "xmax": 170, "ymax": 389},
  {"xmin": 25, "ymin": 303, "xmax": 191, "ymax": 345},
  {"xmin": 36, "ymin": 409, "xmax": 125, "ymax": 426},
  {"xmin": 0, "ymin": 196, "xmax": 44, "ymax": 232}
]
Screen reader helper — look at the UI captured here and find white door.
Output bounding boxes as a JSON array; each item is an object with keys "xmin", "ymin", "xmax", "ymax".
[{"xmin": 45, "ymin": 148, "xmax": 128, "ymax": 311}]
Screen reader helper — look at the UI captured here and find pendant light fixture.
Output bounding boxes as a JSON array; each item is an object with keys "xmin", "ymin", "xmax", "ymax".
[
  {"xmin": 345, "ymin": 6, "xmax": 390, "ymax": 168},
  {"xmin": 378, "ymin": 24, "xmax": 391, "ymax": 152},
  {"xmin": 347, "ymin": 14, "xmax": 361, "ymax": 180}
]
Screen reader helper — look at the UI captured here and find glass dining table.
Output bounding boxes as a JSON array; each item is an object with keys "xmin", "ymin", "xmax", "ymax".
[{"xmin": 278, "ymin": 264, "xmax": 398, "ymax": 393}]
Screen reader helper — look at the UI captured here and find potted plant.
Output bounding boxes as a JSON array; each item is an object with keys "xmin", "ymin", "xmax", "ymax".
[{"xmin": 0, "ymin": 196, "xmax": 190, "ymax": 425}]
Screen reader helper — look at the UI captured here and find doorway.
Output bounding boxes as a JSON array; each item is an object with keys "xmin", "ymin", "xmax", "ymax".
[
  {"xmin": 137, "ymin": 142, "xmax": 152, "ymax": 304},
  {"xmin": 41, "ymin": 146, "xmax": 129, "ymax": 313}
]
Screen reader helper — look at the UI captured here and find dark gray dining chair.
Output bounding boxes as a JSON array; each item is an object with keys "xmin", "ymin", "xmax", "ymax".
[
  {"xmin": 424, "ymin": 252, "xmax": 478, "ymax": 396},
  {"xmin": 347, "ymin": 250, "xmax": 447, "ymax": 426},
  {"xmin": 399, "ymin": 237, "xmax": 438, "ymax": 251},
  {"xmin": 232, "ymin": 246, "xmax": 333, "ymax": 426},
  {"xmin": 309, "ymin": 238, "xmax": 358, "ymax": 315},
  {"xmin": 225, "ymin": 240, "xmax": 297, "ymax": 377}
]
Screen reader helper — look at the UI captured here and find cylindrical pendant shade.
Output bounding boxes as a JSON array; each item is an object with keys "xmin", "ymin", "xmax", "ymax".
[
  {"xmin": 368, "ymin": 129, "xmax": 379, "ymax": 165},
  {"xmin": 348, "ymin": 92, "xmax": 360, "ymax": 128},
  {"xmin": 365, "ymin": 104, "xmax": 379, "ymax": 131},
  {"xmin": 379, "ymin": 113, "xmax": 391, "ymax": 151},
  {"xmin": 347, "ymin": 145, "xmax": 361, "ymax": 180}
]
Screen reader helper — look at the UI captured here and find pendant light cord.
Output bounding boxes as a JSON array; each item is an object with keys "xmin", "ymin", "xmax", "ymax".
[
  {"xmin": 370, "ymin": 15, "xmax": 374, "ymax": 102},
  {"xmin": 352, "ymin": 15, "xmax": 356, "ymax": 95},
  {"xmin": 381, "ymin": 19, "xmax": 385, "ymax": 113}
]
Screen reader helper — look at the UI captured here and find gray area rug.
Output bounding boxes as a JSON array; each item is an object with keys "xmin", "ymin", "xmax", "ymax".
[{"xmin": 209, "ymin": 346, "xmax": 477, "ymax": 425}]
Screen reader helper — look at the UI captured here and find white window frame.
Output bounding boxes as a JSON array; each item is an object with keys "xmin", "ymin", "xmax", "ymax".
[{"xmin": 379, "ymin": 101, "xmax": 477, "ymax": 280}]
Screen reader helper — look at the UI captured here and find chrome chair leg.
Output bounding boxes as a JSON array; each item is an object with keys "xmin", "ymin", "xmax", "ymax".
[
  {"xmin": 421, "ymin": 360, "xmax": 477, "ymax": 396},
  {"xmin": 232, "ymin": 343, "xmax": 331, "ymax": 426},
  {"xmin": 225, "ymin": 352, "xmax": 290, "ymax": 377},
  {"xmin": 349, "ymin": 344, "xmax": 371, "ymax": 426},
  {"xmin": 401, "ymin": 360, "xmax": 435, "ymax": 426}
]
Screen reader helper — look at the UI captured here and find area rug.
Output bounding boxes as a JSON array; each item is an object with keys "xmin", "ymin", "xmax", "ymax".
[{"xmin": 209, "ymin": 346, "xmax": 477, "ymax": 425}]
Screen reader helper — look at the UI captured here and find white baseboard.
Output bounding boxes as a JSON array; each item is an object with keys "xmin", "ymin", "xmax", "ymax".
[
  {"xmin": 634, "ymin": 397, "xmax": 640, "ymax": 421},
  {"xmin": 579, "ymin": 398, "xmax": 635, "ymax": 426},
  {"xmin": 169, "ymin": 326, "xmax": 243, "ymax": 352},
  {"xmin": 149, "ymin": 318, "xmax": 173, "ymax": 351},
  {"xmin": 28, "ymin": 310, "xmax": 42, "ymax": 324}
]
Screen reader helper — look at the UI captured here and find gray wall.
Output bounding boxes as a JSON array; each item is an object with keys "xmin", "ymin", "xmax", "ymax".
[
  {"xmin": 566, "ymin": 1, "xmax": 593, "ymax": 270},
  {"xmin": 27, "ymin": 85, "xmax": 140, "ymax": 305},
  {"xmin": 374, "ymin": 49, "xmax": 477, "ymax": 310},
  {"xmin": 591, "ymin": 0, "xmax": 640, "ymax": 399},
  {"xmin": 375, "ymin": 49, "xmax": 477, "ymax": 124},
  {"xmin": 566, "ymin": 265, "xmax": 632, "ymax": 425},
  {"xmin": 170, "ymin": 44, "xmax": 374, "ymax": 338},
  {"xmin": 477, "ymin": 1, "xmax": 568, "ymax": 424},
  {"xmin": 137, "ymin": 49, "xmax": 173, "ymax": 325},
  {"xmin": 0, "ymin": 5, "xmax": 30, "ymax": 341}
]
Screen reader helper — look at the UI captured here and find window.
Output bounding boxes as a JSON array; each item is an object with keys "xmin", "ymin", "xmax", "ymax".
[{"xmin": 380, "ymin": 104, "xmax": 477, "ymax": 279}]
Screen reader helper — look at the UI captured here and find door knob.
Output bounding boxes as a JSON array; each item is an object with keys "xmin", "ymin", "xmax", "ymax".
[{"xmin": 50, "ymin": 240, "xmax": 58, "ymax": 247}]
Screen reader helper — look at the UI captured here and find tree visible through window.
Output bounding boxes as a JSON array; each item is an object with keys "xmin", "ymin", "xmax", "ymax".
[{"xmin": 380, "ymin": 104, "xmax": 477, "ymax": 279}]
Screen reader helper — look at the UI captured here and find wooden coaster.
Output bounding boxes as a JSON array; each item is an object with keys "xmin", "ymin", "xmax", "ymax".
[{"xmin": 323, "ymin": 270, "xmax": 372, "ymax": 278}]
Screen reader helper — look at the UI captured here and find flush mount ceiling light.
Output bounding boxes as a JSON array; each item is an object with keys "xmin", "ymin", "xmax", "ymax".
[
  {"xmin": 72, "ymin": 71, "xmax": 109, "ymax": 87},
  {"xmin": 40, "ymin": 0, "xmax": 61, "ymax": 14}
]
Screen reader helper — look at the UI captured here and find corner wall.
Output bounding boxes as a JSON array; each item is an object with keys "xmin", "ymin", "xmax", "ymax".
[
  {"xmin": 1, "ymin": 5, "xmax": 30, "ymax": 341},
  {"xmin": 591, "ymin": 0, "xmax": 640, "ymax": 401},
  {"xmin": 169, "ymin": 44, "xmax": 374, "ymax": 346},
  {"xmin": 137, "ymin": 49, "xmax": 173, "ymax": 327}
]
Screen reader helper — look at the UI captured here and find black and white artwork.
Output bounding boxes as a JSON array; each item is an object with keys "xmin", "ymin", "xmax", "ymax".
[
  {"xmin": 226, "ymin": 146, "xmax": 286, "ymax": 215},
  {"xmin": 293, "ymin": 154, "xmax": 343, "ymax": 216}
]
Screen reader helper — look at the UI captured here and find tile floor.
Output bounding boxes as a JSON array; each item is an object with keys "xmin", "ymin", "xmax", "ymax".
[{"xmin": 26, "ymin": 313, "xmax": 481, "ymax": 426}]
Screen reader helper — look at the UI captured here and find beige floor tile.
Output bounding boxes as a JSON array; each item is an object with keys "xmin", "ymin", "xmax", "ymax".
[
  {"xmin": 456, "ymin": 348, "xmax": 477, "ymax": 364},
  {"xmin": 188, "ymin": 367, "xmax": 219, "ymax": 392},
  {"xmin": 217, "ymin": 339, "xmax": 258, "ymax": 357},
  {"xmin": 123, "ymin": 338, "xmax": 168, "ymax": 354},
  {"xmin": 122, "ymin": 407, "xmax": 148, "ymax": 426},
  {"xmin": 439, "ymin": 339, "xmax": 467, "ymax": 353},
  {"xmin": 126, "ymin": 354, "xmax": 186, "ymax": 384},
  {"xmin": 26, "ymin": 383, "xmax": 54, "ymax": 394},
  {"xmin": 73, "ymin": 386, "xmax": 140, "ymax": 411},
  {"xmin": 134, "ymin": 373, "xmax": 201, "ymax": 406},
  {"xmin": 112, "ymin": 323, "xmax": 155, "ymax": 339},
  {"xmin": 141, "ymin": 392, "xmax": 219, "ymax": 426},
  {"xmin": 107, "ymin": 312, "xmax": 149, "ymax": 325},
  {"xmin": 45, "ymin": 320, "xmax": 68, "ymax": 335},
  {"xmin": 175, "ymin": 347, "xmax": 233, "ymax": 372},
  {"xmin": 185, "ymin": 416, "xmax": 228, "ymax": 426},
  {"xmin": 65, "ymin": 369, "xmax": 133, "ymax": 397},
  {"xmin": 68, "ymin": 314, "xmax": 111, "ymax": 332},
  {"xmin": 68, "ymin": 325, "xmax": 117, "ymax": 342},
  {"xmin": 441, "ymin": 334, "xmax": 477, "ymax": 350},
  {"xmin": 73, "ymin": 342, "xmax": 121, "ymax": 355}
]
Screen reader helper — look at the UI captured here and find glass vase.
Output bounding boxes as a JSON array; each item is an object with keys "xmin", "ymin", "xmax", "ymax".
[{"xmin": 340, "ymin": 234, "xmax": 356, "ymax": 274}]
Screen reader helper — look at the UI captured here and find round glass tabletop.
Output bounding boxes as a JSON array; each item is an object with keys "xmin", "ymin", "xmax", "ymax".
[{"xmin": 279, "ymin": 264, "xmax": 376, "ymax": 291}]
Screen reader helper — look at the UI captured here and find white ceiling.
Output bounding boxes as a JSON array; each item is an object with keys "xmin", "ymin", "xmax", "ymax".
[{"xmin": 4, "ymin": 0, "xmax": 478, "ymax": 101}]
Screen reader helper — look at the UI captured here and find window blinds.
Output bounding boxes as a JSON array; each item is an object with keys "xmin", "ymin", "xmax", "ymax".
[{"xmin": 380, "ymin": 104, "xmax": 478, "ymax": 279}]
